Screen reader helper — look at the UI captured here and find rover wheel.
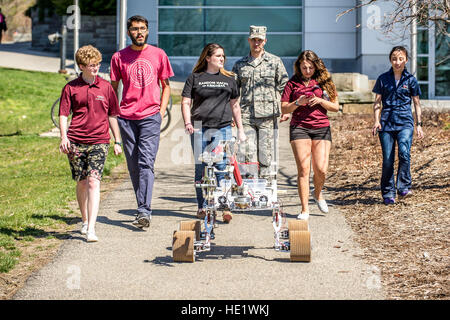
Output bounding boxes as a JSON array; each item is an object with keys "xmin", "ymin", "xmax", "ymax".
[
  {"xmin": 172, "ymin": 230, "xmax": 195, "ymax": 262},
  {"xmin": 288, "ymin": 220, "xmax": 309, "ymax": 231},
  {"xmin": 180, "ymin": 220, "xmax": 201, "ymax": 241},
  {"xmin": 289, "ymin": 230, "xmax": 311, "ymax": 262}
]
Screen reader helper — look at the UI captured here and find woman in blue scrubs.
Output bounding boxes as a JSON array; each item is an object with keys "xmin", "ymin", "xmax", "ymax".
[{"xmin": 372, "ymin": 46, "xmax": 424, "ymax": 205}]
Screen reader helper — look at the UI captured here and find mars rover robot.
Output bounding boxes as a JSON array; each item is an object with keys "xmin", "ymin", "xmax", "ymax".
[{"xmin": 172, "ymin": 137, "xmax": 311, "ymax": 262}]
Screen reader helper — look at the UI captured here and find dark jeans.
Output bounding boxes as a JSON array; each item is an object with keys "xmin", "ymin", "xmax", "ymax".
[
  {"xmin": 379, "ymin": 128, "xmax": 413, "ymax": 199},
  {"xmin": 190, "ymin": 125, "xmax": 232, "ymax": 209},
  {"xmin": 118, "ymin": 113, "xmax": 161, "ymax": 215}
]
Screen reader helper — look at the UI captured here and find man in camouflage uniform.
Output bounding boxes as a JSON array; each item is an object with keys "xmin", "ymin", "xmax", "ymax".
[{"xmin": 232, "ymin": 25, "xmax": 289, "ymax": 180}]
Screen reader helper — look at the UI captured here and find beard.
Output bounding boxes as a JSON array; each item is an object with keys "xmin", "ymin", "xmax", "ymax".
[{"xmin": 130, "ymin": 33, "xmax": 148, "ymax": 47}]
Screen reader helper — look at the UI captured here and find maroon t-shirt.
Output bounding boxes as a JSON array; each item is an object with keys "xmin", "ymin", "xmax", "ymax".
[
  {"xmin": 281, "ymin": 76, "xmax": 330, "ymax": 129},
  {"xmin": 59, "ymin": 75, "xmax": 120, "ymax": 144}
]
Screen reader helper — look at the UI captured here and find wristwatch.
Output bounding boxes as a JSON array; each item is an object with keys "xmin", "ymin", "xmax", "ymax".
[
  {"xmin": 295, "ymin": 99, "xmax": 300, "ymax": 106},
  {"xmin": 115, "ymin": 141, "xmax": 123, "ymax": 146},
  {"xmin": 416, "ymin": 122, "xmax": 423, "ymax": 126}
]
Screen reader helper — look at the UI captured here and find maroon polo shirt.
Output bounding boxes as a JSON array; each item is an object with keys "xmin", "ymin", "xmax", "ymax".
[
  {"xmin": 59, "ymin": 75, "xmax": 120, "ymax": 144},
  {"xmin": 281, "ymin": 76, "xmax": 330, "ymax": 129}
]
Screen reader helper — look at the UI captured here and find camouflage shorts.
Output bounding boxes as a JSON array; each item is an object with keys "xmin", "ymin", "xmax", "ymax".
[{"xmin": 67, "ymin": 142, "xmax": 109, "ymax": 181}]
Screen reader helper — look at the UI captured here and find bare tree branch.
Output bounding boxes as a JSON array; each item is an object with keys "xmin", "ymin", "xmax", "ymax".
[{"xmin": 337, "ymin": 0, "xmax": 449, "ymax": 37}]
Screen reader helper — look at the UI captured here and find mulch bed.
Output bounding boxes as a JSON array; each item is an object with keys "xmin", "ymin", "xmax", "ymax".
[{"xmin": 328, "ymin": 111, "xmax": 449, "ymax": 300}]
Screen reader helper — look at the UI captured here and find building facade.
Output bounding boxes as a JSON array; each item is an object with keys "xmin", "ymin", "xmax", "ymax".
[{"xmin": 118, "ymin": 0, "xmax": 449, "ymax": 99}]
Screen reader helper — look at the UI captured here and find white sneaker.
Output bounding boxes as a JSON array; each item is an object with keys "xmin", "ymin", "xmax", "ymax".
[
  {"xmin": 81, "ymin": 223, "xmax": 88, "ymax": 235},
  {"xmin": 297, "ymin": 212, "xmax": 309, "ymax": 220},
  {"xmin": 314, "ymin": 196, "xmax": 329, "ymax": 213},
  {"xmin": 86, "ymin": 231, "xmax": 98, "ymax": 242}
]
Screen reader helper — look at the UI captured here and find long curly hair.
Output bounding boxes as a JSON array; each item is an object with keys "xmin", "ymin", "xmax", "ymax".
[
  {"xmin": 192, "ymin": 43, "xmax": 234, "ymax": 78},
  {"xmin": 294, "ymin": 50, "xmax": 337, "ymax": 102}
]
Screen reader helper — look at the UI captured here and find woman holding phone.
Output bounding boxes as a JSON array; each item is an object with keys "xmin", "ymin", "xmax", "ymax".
[{"xmin": 281, "ymin": 50, "xmax": 339, "ymax": 220}]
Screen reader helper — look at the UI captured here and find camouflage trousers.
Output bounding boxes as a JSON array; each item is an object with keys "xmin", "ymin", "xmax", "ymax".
[{"xmin": 237, "ymin": 113, "xmax": 279, "ymax": 180}]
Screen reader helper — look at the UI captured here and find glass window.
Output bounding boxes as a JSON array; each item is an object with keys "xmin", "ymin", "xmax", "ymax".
[
  {"xmin": 419, "ymin": 83, "xmax": 428, "ymax": 99},
  {"xmin": 417, "ymin": 56, "xmax": 428, "ymax": 81},
  {"xmin": 159, "ymin": 9, "xmax": 203, "ymax": 32},
  {"xmin": 159, "ymin": 34, "xmax": 302, "ymax": 57},
  {"xmin": 158, "ymin": 35, "xmax": 205, "ymax": 56},
  {"xmin": 158, "ymin": 1, "xmax": 303, "ymax": 57},
  {"xmin": 159, "ymin": 0, "xmax": 302, "ymax": 6},
  {"xmin": 159, "ymin": 0, "xmax": 203, "ymax": 5},
  {"xmin": 206, "ymin": 9, "xmax": 301, "ymax": 32},
  {"xmin": 417, "ymin": 29, "xmax": 428, "ymax": 54},
  {"xmin": 159, "ymin": 8, "xmax": 302, "ymax": 32},
  {"xmin": 435, "ymin": 22, "xmax": 449, "ymax": 96}
]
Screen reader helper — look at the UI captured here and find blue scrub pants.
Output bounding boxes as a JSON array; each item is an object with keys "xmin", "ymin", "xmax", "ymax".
[{"xmin": 118, "ymin": 112, "xmax": 161, "ymax": 216}]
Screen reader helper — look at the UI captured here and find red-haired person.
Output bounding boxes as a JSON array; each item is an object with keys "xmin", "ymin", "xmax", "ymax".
[{"xmin": 59, "ymin": 45, "xmax": 122, "ymax": 242}]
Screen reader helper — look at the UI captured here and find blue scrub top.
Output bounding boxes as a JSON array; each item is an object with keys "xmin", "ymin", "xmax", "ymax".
[{"xmin": 372, "ymin": 67, "xmax": 421, "ymax": 131}]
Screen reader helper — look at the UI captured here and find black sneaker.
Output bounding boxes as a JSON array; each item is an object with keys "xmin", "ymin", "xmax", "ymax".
[{"xmin": 132, "ymin": 213, "xmax": 151, "ymax": 228}]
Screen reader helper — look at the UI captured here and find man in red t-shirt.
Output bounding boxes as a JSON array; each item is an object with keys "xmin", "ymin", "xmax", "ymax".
[
  {"xmin": 59, "ymin": 45, "xmax": 123, "ymax": 242},
  {"xmin": 110, "ymin": 15, "xmax": 174, "ymax": 229}
]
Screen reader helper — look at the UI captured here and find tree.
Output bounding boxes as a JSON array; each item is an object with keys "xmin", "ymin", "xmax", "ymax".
[{"xmin": 337, "ymin": 0, "xmax": 449, "ymax": 37}]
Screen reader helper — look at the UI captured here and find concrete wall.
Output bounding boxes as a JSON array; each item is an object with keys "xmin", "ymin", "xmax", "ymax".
[
  {"xmin": 304, "ymin": 0, "xmax": 357, "ymax": 59},
  {"xmin": 356, "ymin": 1, "xmax": 409, "ymax": 79},
  {"xmin": 65, "ymin": 15, "xmax": 116, "ymax": 61},
  {"xmin": 303, "ymin": 0, "xmax": 360, "ymax": 74},
  {"xmin": 30, "ymin": 9, "xmax": 62, "ymax": 52},
  {"xmin": 31, "ymin": 10, "xmax": 116, "ymax": 61}
]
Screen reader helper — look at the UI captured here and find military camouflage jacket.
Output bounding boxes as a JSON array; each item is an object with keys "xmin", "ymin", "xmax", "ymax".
[{"xmin": 232, "ymin": 51, "xmax": 288, "ymax": 118}]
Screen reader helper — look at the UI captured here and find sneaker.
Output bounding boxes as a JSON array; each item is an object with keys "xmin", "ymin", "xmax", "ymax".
[
  {"xmin": 132, "ymin": 213, "xmax": 151, "ymax": 228},
  {"xmin": 86, "ymin": 231, "xmax": 98, "ymax": 242},
  {"xmin": 383, "ymin": 197, "xmax": 395, "ymax": 205},
  {"xmin": 80, "ymin": 222, "xmax": 88, "ymax": 235},
  {"xmin": 297, "ymin": 212, "xmax": 309, "ymax": 220},
  {"xmin": 222, "ymin": 210, "xmax": 232, "ymax": 223},
  {"xmin": 196, "ymin": 208, "xmax": 206, "ymax": 219},
  {"xmin": 313, "ymin": 195, "xmax": 329, "ymax": 213},
  {"xmin": 399, "ymin": 190, "xmax": 412, "ymax": 198}
]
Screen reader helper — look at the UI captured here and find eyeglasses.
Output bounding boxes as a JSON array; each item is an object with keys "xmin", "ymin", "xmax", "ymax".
[
  {"xmin": 85, "ymin": 63, "xmax": 101, "ymax": 69},
  {"xmin": 129, "ymin": 27, "xmax": 148, "ymax": 33}
]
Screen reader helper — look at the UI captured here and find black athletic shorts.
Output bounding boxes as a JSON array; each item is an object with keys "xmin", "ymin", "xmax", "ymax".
[{"xmin": 289, "ymin": 126, "xmax": 332, "ymax": 142}]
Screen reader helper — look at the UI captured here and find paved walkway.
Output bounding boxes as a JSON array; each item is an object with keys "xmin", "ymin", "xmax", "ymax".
[
  {"xmin": 0, "ymin": 42, "xmax": 75, "ymax": 74},
  {"xmin": 14, "ymin": 118, "xmax": 384, "ymax": 300}
]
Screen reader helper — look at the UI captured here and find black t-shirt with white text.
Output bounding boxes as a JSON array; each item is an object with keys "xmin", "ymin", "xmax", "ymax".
[{"xmin": 182, "ymin": 71, "xmax": 239, "ymax": 128}]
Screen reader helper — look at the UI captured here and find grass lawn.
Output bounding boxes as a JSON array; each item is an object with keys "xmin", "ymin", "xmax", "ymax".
[
  {"xmin": 0, "ymin": 68, "xmax": 125, "ymax": 274},
  {"xmin": 0, "ymin": 68, "xmax": 67, "ymax": 136}
]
